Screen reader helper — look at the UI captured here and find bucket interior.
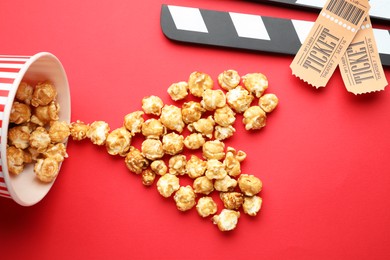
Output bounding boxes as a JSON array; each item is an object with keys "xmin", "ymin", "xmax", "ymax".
[{"xmin": 2, "ymin": 53, "xmax": 70, "ymax": 206}]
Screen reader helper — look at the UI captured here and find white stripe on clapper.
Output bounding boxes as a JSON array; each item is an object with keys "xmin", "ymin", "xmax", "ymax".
[
  {"xmin": 296, "ymin": 0, "xmax": 325, "ymax": 8},
  {"xmin": 291, "ymin": 20, "xmax": 314, "ymax": 44},
  {"xmin": 168, "ymin": 5, "xmax": 208, "ymax": 33},
  {"xmin": 369, "ymin": 0, "xmax": 390, "ymax": 19},
  {"xmin": 373, "ymin": 29, "xmax": 390, "ymax": 55},
  {"xmin": 229, "ymin": 12, "xmax": 270, "ymax": 41}
]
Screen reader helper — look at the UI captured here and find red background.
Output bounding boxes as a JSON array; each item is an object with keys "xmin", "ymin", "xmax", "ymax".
[{"xmin": 1, "ymin": 0, "xmax": 390, "ymax": 259}]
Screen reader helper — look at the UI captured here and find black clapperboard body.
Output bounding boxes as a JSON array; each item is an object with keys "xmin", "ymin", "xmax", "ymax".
[{"xmin": 160, "ymin": 3, "xmax": 390, "ymax": 66}]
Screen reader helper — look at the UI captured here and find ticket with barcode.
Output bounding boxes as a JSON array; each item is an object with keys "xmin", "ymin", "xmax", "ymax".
[
  {"xmin": 290, "ymin": 0, "xmax": 370, "ymax": 88},
  {"xmin": 339, "ymin": 16, "xmax": 388, "ymax": 94}
]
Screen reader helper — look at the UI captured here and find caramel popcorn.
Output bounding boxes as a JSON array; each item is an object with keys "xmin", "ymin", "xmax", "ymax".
[
  {"xmin": 29, "ymin": 126, "xmax": 51, "ymax": 152},
  {"xmin": 160, "ymin": 105, "xmax": 185, "ymax": 133},
  {"xmin": 56, "ymin": 70, "xmax": 274, "ymax": 230},
  {"xmin": 124, "ymin": 111, "xmax": 144, "ymax": 134},
  {"xmin": 70, "ymin": 120, "xmax": 90, "ymax": 141},
  {"xmin": 188, "ymin": 116, "xmax": 215, "ymax": 139},
  {"xmin": 214, "ymin": 125, "xmax": 235, "ymax": 141},
  {"xmin": 10, "ymin": 101, "xmax": 31, "ymax": 124},
  {"xmin": 7, "ymin": 146, "xmax": 25, "ymax": 175},
  {"xmin": 142, "ymin": 169, "xmax": 156, "ymax": 186},
  {"xmin": 42, "ymin": 143, "xmax": 68, "ymax": 163},
  {"xmin": 220, "ymin": 192, "xmax": 244, "ymax": 210},
  {"xmin": 141, "ymin": 119, "xmax": 166, "ymax": 139},
  {"xmin": 16, "ymin": 82, "xmax": 33, "ymax": 104},
  {"xmin": 167, "ymin": 81, "xmax": 188, "ymax": 101},
  {"xmin": 218, "ymin": 70, "xmax": 240, "ymax": 91},
  {"xmin": 226, "ymin": 86, "xmax": 254, "ymax": 113},
  {"xmin": 233, "ymin": 148, "xmax": 247, "ymax": 162},
  {"xmin": 223, "ymin": 149, "xmax": 241, "ymax": 177},
  {"xmin": 183, "ymin": 133, "xmax": 205, "ymax": 150},
  {"xmin": 212, "ymin": 209, "xmax": 240, "ymax": 231},
  {"xmin": 196, "ymin": 196, "xmax": 218, "ymax": 217},
  {"xmin": 186, "ymin": 155, "xmax": 206, "ymax": 179},
  {"xmin": 214, "ymin": 175, "xmax": 237, "ymax": 192},
  {"xmin": 150, "ymin": 160, "xmax": 168, "ymax": 176},
  {"xmin": 157, "ymin": 173, "xmax": 180, "ymax": 198},
  {"xmin": 27, "ymin": 146, "xmax": 40, "ymax": 161},
  {"xmin": 188, "ymin": 71, "xmax": 214, "ymax": 97},
  {"xmin": 106, "ymin": 127, "xmax": 132, "ymax": 156},
  {"xmin": 31, "ymin": 81, "xmax": 57, "ymax": 107},
  {"xmin": 243, "ymin": 106, "xmax": 267, "ymax": 130},
  {"xmin": 173, "ymin": 185, "xmax": 196, "ymax": 211},
  {"xmin": 34, "ymin": 157, "xmax": 59, "ymax": 183},
  {"xmin": 8, "ymin": 125, "xmax": 30, "ymax": 149},
  {"xmin": 238, "ymin": 174, "xmax": 262, "ymax": 196},
  {"xmin": 23, "ymin": 150, "xmax": 33, "ymax": 164},
  {"xmin": 49, "ymin": 121, "xmax": 70, "ymax": 143},
  {"xmin": 162, "ymin": 132, "xmax": 184, "ymax": 155},
  {"xmin": 181, "ymin": 101, "xmax": 204, "ymax": 124},
  {"xmin": 141, "ymin": 138, "xmax": 164, "ymax": 160},
  {"xmin": 202, "ymin": 140, "xmax": 225, "ymax": 160},
  {"xmin": 259, "ymin": 93, "xmax": 279, "ymax": 113},
  {"xmin": 87, "ymin": 121, "xmax": 110, "ymax": 145},
  {"xmin": 193, "ymin": 176, "xmax": 214, "ymax": 195},
  {"xmin": 30, "ymin": 101, "xmax": 60, "ymax": 126},
  {"xmin": 168, "ymin": 154, "xmax": 186, "ymax": 175},
  {"xmin": 205, "ymin": 159, "xmax": 227, "ymax": 180},
  {"xmin": 214, "ymin": 105, "xmax": 236, "ymax": 127},
  {"xmin": 201, "ymin": 89, "xmax": 226, "ymax": 111},
  {"xmin": 243, "ymin": 196, "xmax": 262, "ymax": 216},
  {"xmin": 20, "ymin": 121, "xmax": 38, "ymax": 133},
  {"xmin": 125, "ymin": 146, "xmax": 149, "ymax": 174},
  {"xmin": 242, "ymin": 73, "xmax": 268, "ymax": 98},
  {"xmin": 142, "ymin": 95, "xmax": 164, "ymax": 116}
]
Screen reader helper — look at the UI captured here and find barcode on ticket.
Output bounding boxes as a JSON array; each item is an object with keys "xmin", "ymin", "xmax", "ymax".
[
  {"xmin": 326, "ymin": 0, "xmax": 365, "ymax": 25},
  {"xmin": 290, "ymin": 0, "xmax": 370, "ymax": 88}
]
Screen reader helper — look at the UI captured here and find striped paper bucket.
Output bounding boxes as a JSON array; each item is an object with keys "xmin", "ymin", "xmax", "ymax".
[{"xmin": 0, "ymin": 52, "xmax": 70, "ymax": 206}]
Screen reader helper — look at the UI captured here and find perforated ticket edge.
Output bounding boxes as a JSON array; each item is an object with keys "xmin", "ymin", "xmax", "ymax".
[{"xmin": 339, "ymin": 16, "xmax": 388, "ymax": 94}]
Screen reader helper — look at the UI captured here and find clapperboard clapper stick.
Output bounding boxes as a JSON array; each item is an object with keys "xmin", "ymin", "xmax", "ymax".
[
  {"xmin": 160, "ymin": 4, "xmax": 390, "ymax": 66},
  {"xmin": 248, "ymin": 0, "xmax": 390, "ymax": 23}
]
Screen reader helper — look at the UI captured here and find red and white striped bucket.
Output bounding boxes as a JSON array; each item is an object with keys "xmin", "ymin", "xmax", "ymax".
[{"xmin": 0, "ymin": 52, "xmax": 70, "ymax": 206}]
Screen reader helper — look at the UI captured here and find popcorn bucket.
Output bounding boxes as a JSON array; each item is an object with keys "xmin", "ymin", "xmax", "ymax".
[{"xmin": 0, "ymin": 52, "xmax": 70, "ymax": 206}]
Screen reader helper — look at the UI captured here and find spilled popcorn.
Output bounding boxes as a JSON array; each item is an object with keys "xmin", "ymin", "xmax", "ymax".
[{"xmin": 8, "ymin": 70, "xmax": 277, "ymax": 231}]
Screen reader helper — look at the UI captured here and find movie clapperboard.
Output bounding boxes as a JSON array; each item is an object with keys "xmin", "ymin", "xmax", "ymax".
[{"xmin": 160, "ymin": 4, "xmax": 390, "ymax": 66}]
